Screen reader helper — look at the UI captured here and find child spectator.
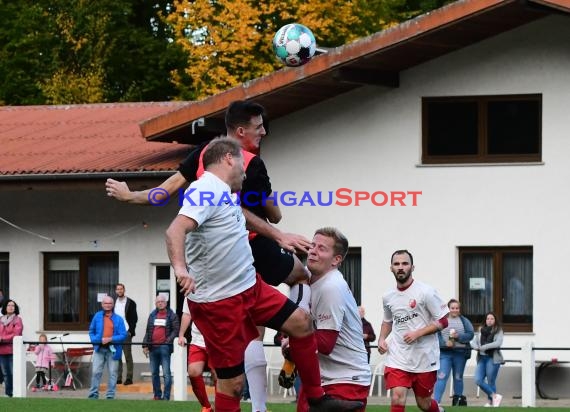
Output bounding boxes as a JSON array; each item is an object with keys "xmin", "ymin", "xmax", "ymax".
[{"xmin": 33, "ymin": 334, "xmax": 56, "ymax": 390}]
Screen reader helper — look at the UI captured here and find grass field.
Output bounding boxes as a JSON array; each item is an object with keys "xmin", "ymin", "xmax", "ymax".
[{"xmin": 2, "ymin": 399, "xmax": 570, "ymax": 412}]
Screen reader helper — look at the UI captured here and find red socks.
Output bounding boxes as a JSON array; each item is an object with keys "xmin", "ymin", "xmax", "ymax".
[
  {"xmin": 288, "ymin": 334, "xmax": 324, "ymax": 400},
  {"xmin": 190, "ymin": 376, "xmax": 212, "ymax": 408},
  {"xmin": 215, "ymin": 391, "xmax": 240, "ymax": 412},
  {"xmin": 428, "ymin": 399, "xmax": 441, "ymax": 412},
  {"xmin": 391, "ymin": 405, "xmax": 405, "ymax": 412}
]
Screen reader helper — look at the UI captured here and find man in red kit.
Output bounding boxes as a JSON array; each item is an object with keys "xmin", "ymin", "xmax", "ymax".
[{"xmin": 378, "ymin": 250, "xmax": 450, "ymax": 412}]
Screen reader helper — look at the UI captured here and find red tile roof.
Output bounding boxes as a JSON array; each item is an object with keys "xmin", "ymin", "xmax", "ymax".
[{"xmin": 0, "ymin": 102, "xmax": 193, "ymax": 177}]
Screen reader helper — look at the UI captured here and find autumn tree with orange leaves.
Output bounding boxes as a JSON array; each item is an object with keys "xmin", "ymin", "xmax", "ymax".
[{"xmin": 165, "ymin": 0, "xmax": 454, "ymax": 101}]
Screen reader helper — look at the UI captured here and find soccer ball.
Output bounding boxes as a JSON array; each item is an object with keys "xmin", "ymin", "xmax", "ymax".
[{"xmin": 272, "ymin": 23, "xmax": 317, "ymax": 67}]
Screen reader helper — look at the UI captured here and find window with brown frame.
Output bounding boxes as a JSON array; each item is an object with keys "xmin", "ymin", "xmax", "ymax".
[
  {"xmin": 459, "ymin": 246, "xmax": 532, "ymax": 333},
  {"xmin": 422, "ymin": 95, "xmax": 542, "ymax": 164},
  {"xmin": 44, "ymin": 252, "xmax": 118, "ymax": 331}
]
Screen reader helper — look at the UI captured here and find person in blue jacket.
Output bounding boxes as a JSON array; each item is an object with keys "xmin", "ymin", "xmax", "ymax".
[
  {"xmin": 87, "ymin": 295, "xmax": 128, "ymax": 399},
  {"xmin": 433, "ymin": 299, "xmax": 475, "ymax": 405}
]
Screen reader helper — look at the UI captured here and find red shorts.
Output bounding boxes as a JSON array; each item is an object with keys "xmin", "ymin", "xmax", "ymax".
[
  {"xmin": 297, "ymin": 383, "xmax": 369, "ymax": 412},
  {"xmin": 188, "ymin": 274, "xmax": 294, "ymax": 377},
  {"xmin": 384, "ymin": 366, "xmax": 436, "ymax": 397},
  {"xmin": 188, "ymin": 344, "xmax": 210, "ymax": 366}
]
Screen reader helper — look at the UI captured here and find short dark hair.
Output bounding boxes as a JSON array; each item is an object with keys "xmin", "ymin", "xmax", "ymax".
[
  {"xmin": 314, "ymin": 227, "xmax": 349, "ymax": 261},
  {"xmin": 391, "ymin": 249, "xmax": 414, "ymax": 265},
  {"xmin": 2, "ymin": 299, "xmax": 20, "ymax": 316},
  {"xmin": 225, "ymin": 100, "xmax": 265, "ymax": 133},
  {"xmin": 203, "ymin": 137, "xmax": 242, "ymax": 169}
]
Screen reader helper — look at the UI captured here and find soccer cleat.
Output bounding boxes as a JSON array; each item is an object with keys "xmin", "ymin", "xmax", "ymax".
[
  {"xmin": 278, "ymin": 359, "xmax": 297, "ymax": 389},
  {"xmin": 308, "ymin": 395, "xmax": 363, "ymax": 412},
  {"xmin": 492, "ymin": 393, "xmax": 503, "ymax": 407}
]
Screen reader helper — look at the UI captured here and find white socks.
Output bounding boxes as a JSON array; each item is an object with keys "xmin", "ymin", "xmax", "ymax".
[{"xmin": 244, "ymin": 340, "xmax": 267, "ymax": 412}]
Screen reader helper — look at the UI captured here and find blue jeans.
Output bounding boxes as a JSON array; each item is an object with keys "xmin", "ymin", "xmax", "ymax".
[
  {"xmin": 434, "ymin": 350, "xmax": 468, "ymax": 403},
  {"xmin": 88, "ymin": 347, "xmax": 119, "ymax": 399},
  {"xmin": 149, "ymin": 345, "xmax": 172, "ymax": 400},
  {"xmin": 0, "ymin": 354, "xmax": 14, "ymax": 397},
  {"xmin": 475, "ymin": 354, "xmax": 501, "ymax": 401}
]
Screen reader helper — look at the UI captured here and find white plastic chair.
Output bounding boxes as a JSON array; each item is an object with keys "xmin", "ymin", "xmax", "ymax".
[{"xmin": 265, "ymin": 346, "xmax": 284, "ymax": 395}]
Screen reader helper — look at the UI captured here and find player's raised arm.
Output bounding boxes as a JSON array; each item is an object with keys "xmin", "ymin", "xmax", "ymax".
[{"xmin": 106, "ymin": 172, "xmax": 188, "ymax": 205}]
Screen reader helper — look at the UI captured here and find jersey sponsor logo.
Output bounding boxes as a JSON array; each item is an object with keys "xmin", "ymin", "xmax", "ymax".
[
  {"xmin": 394, "ymin": 312, "xmax": 419, "ymax": 325},
  {"xmin": 317, "ymin": 313, "xmax": 332, "ymax": 322}
]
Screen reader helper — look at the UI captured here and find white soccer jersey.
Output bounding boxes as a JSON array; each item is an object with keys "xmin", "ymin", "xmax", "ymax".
[
  {"xmin": 179, "ymin": 171, "xmax": 256, "ymax": 303},
  {"xmin": 382, "ymin": 279, "xmax": 449, "ymax": 373},
  {"xmin": 311, "ymin": 269, "xmax": 371, "ymax": 386}
]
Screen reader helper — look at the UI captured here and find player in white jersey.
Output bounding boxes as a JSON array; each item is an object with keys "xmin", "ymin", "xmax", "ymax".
[
  {"xmin": 166, "ymin": 138, "xmax": 363, "ymax": 412},
  {"xmin": 294, "ymin": 227, "xmax": 371, "ymax": 412},
  {"xmin": 378, "ymin": 250, "xmax": 449, "ymax": 412},
  {"xmin": 178, "ymin": 299, "xmax": 214, "ymax": 412}
]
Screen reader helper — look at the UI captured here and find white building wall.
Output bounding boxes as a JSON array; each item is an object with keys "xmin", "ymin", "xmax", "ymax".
[
  {"xmin": 262, "ymin": 15, "xmax": 570, "ymax": 352},
  {"xmin": 0, "ymin": 187, "xmax": 179, "ymax": 363}
]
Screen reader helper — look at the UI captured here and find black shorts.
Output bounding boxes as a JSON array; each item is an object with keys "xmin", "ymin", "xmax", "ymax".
[{"xmin": 249, "ymin": 235, "xmax": 295, "ymax": 286}]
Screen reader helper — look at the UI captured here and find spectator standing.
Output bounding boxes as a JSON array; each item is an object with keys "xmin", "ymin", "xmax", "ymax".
[
  {"xmin": 472, "ymin": 312, "xmax": 503, "ymax": 407},
  {"xmin": 143, "ymin": 294, "xmax": 179, "ymax": 400},
  {"xmin": 0, "ymin": 299, "xmax": 23, "ymax": 397},
  {"xmin": 114, "ymin": 283, "xmax": 137, "ymax": 385},
  {"xmin": 433, "ymin": 299, "xmax": 474, "ymax": 405},
  {"xmin": 87, "ymin": 295, "xmax": 128, "ymax": 399}
]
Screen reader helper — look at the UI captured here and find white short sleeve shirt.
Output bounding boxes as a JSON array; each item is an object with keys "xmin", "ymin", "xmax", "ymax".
[
  {"xmin": 311, "ymin": 269, "xmax": 371, "ymax": 386},
  {"xmin": 382, "ymin": 279, "xmax": 449, "ymax": 372}
]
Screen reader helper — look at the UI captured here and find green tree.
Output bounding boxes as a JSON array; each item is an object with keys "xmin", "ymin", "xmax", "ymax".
[
  {"xmin": 0, "ymin": 0, "xmax": 189, "ymax": 105},
  {"xmin": 0, "ymin": 1, "xmax": 59, "ymax": 105}
]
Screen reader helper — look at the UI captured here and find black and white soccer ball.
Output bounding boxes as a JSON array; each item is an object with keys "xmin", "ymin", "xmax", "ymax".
[{"xmin": 272, "ymin": 23, "xmax": 317, "ymax": 67}]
